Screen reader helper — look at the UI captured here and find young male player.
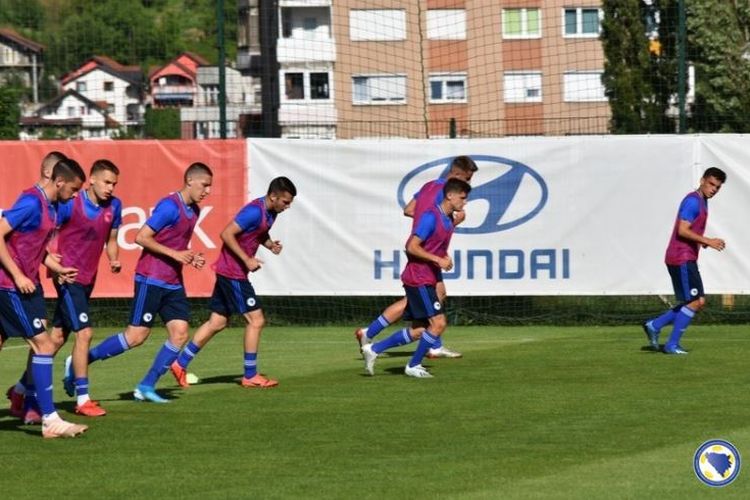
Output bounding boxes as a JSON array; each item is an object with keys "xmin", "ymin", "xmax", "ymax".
[
  {"xmin": 362, "ymin": 178, "xmax": 471, "ymax": 378},
  {"xmin": 642, "ymin": 167, "xmax": 727, "ymax": 354},
  {"xmin": 45, "ymin": 160, "xmax": 122, "ymax": 417},
  {"xmin": 0, "ymin": 159, "xmax": 89, "ymax": 438},
  {"xmin": 355, "ymin": 155, "xmax": 477, "ymax": 358},
  {"xmin": 5, "ymin": 151, "xmax": 68, "ymax": 417},
  {"xmin": 81, "ymin": 162, "xmax": 212, "ymax": 403},
  {"xmin": 170, "ymin": 177, "xmax": 296, "ymax": 389}
]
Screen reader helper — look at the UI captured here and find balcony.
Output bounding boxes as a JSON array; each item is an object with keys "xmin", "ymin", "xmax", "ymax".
[
  {"xmin": 152, "ymin": 84, "xmax": 196, "ymax": 105},
  {"xmin": 277, "ymin": 38, "xmax": 336, "ymax": 63}
]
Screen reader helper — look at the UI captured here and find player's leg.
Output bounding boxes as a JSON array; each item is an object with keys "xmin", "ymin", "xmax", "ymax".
[
  {"xmin": 663, "ymin": 262, "xmax": 704, "ymax": 354},
  {"xmin": 6, "ymin": 287, "xmax": 87, "ymax": 437},
  {"xmin": 642, "ymin": 265, "xmax": 682, "ymax": 349},
  {"xmin": 355, "ymin": 296, "xmax": 407, "ymax": 349},
  {"xmin": 426, "ymin": 281, "xmax": 461, "ymax": 359},
  {"xmin": 404, "ymin": 285, "xmax": 446, "ymax": 377},
  {"xmin": 240, "ymin": 309, "xmax": 278, "ymax": 388},
  {"xmin": 171, "ymin": 276, "xmax": 234, "ymax": 387},
  {"xmin": 134, "ymin": 286, "xmax": 189, "ymax": 403}
]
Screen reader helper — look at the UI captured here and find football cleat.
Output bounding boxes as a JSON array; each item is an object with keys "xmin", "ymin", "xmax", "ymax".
[
  {"xmin": 133, "ymin": 384, "xmax": 169, "ymax": 403},
  {"xmin": 75, "ymin": 400, "xmax": 107, "ymax": 417},
  {"xmin": 62, "ymin": 355, "xmax": 75, "ymax": 397},
  {"xmin": 170, "ymin": 361, "xmax": 190, "ymax": 388},
  {"xmin": 6, "ymin": 385, "xmax": 24, "ymax": 418},
  {"xmin": 404, "ymin": 364, "xmax": 433, "ymax": 378},
  {"xmin": 354, "ymin": 328, "xmax": 370, "ymax": 353},
  {"xmin": 241, "ymin": 374, "xmax": 278, "ymax": 388},
  {"xmin": 362, "ymin": 343, "xmax": 378, "ymax": 376},
  {"xmin": 663, "ymin": 345, "xmax": 688, "ymax": 355},
  {"xmin": 42, "ymin": 418, "xmax": 88, "ymax": 439},
  {"xmin": 23, "ymin": 408, "xmax": 42, "ymax": 425},
  {"xmin": 426, "ymin": 346, "xmax": 462, "ymax": 359},
  {"xmin": 642, "ymin": 321, "xmax": 660, "ymax": 350}
]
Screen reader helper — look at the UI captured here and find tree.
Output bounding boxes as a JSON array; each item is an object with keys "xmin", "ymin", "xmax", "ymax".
[
  {"xmin": 144, "ymin": 107, "xmax": 181, "ymax": 139},
  {"xmin": 687, "ymin": 0, "xmax": 750, "ymax": 132},
  {"xmin": 0, "ymin": 86, "xmax": 21, "ymax": 139},
  {"xmin": 601, "ymin": 0, "xmax": 675, "ymax": 133}
]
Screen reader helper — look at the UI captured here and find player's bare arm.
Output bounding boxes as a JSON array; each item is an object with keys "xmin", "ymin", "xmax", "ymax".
[
  {"xmin": 405, "ymin": 235, "xmax": 453, "ymax": 271},
  {"xmin": 135, "ymin": 224, "xmax": 195, "ymax": 264},
  {"xmin": 677, "ymin": 220, "xmax": 725, "ymax": 251},
  {"xmin": 0, "ymin": 218, "xmax": 34, "ymax": 293},
  {"xmin": 106, "ymin": 228, "xmax": 122, "ymax": 273},
  {"xmin": 221, "ymin": 220, "xmax": 263, "ymax": 271}
]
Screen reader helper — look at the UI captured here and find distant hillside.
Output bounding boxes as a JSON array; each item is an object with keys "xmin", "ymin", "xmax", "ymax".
[{"xmin": 1, "ymin": 0, "xmax": 236, "ymax": 92}]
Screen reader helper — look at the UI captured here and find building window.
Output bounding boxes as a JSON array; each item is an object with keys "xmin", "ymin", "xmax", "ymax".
[
  {"xmin": 426, "ymin": 9, "xmax": 466, "ymax": 40},
  {"xmin": 350, "ymin": 10, "xmax": 406, "ymax": 41},
  {"xmin": 563, "ymin": 72, "xmax": 607, "ymax": 102},
  {"xmin": 67, "ymin": 106, "xmax": 75, "ymax": 117},
  {"xmin": 76, "ymin": 81, "xmax": 87, "ymax": 92},
  {"xmin": 502, "ymin": 8, "xmax": 541, "ymax": 39},
  {"xmin": 104, "ymin": 81, "xmax": 114, "ymax": 91},
  {"xmin": 285, "ymin": 73, "xmax": 305, "ymax": 99},
  {"xmin": 504, "ymin": 72, "xmax": 542, "ymax": 103},
  {"xmin": 352, "ymin": 75, "xmax": 406, "ymax": 104},
  {"xmin": 429, "ymin": 73, "xmax": 467, "ymax": 103},
  {"xmin": 310, "ymin": 72, "xmax": 329, "ymax": 100},
  {"xmin": 563, "ymin": 8, "xmax": 601, "ymax": 37}
]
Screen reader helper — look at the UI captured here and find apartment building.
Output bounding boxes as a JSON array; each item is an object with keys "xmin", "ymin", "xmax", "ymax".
[{"xmin": 239, "ymin": 0, "xmax": 608, "ymax": 138}]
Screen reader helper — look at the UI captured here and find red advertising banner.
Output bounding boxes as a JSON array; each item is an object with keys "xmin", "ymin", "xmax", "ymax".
[{"xmin": 0, "ymin": 140, "xmax": 247, "ymax": 297}]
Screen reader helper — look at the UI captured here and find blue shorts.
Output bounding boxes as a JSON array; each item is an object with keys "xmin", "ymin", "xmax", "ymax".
[
  {"xmin": 53, "ymin": 282, "xmax": 94, "ymax": 332},
  {"xmin": 209, "ymin": 274, "xmax": 262, "ymax": 317},
  {"xmin": 0, "ymin": 287, "xmax": 47, "ymax": 338},
  {"xmin": 129, "ymin": 281, "xmax": 189, "ymax": 327},
  {"xmin": 667, "ymin": 262, "xmax": 704, "ymax": 303},
  {"xmin": 403, "ymin": 285, "xmax": 444, "ymax": 321}
]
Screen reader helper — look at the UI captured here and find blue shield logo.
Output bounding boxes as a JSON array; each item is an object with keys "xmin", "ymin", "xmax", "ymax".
[{"xmin": 397, "ymin": 155, "xmax": 548, "ymax": 234}]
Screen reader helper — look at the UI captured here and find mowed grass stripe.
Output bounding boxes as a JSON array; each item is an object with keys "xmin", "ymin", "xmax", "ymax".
[{"xmin": 1, "ymin": 325, "xmax": 748, "ymax": 499}]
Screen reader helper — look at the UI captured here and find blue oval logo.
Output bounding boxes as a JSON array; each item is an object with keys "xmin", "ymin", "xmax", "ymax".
[{"xmin": 397, "ymin": 155, "xmax": 548, "ymax": 234}]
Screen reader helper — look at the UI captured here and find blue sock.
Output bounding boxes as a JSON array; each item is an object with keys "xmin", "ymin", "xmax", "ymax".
[
  {"xmin": 177, "ymin": 341, "xmax": 202, "ymax": 369},
  {"xmin": 244, "ymin": 352, "xmax": 258, "ymax": 379},
  {"xmin": 23, "ymin": 383, "xmax": 37, "ymax": 411},
  {"xmin": 651, "ymin": 308, "xmax": 678, "ymax": 332},
  {"xmin": 409, "ymin": 331, "xmax": 439, "ymax": 368},
  {"xmin": 665, "ymin": 306, "xmax": 696, "ymax": 349},
  {"xmin": 89, "ymin": 332, "xmax": 129, "ymax": 363},
  {"xmin": 31, "ymin": 355, "xmax": 55, "ymax": 417},
  {"xmin": 140, "ymin": 341, "xmax": 180, "ymax": 388},
  {"xmin": 372, "ymin": 328, "xmax": 413, "ymax": 354},
  {"xmin": 365, "ymin": 315, "xmax": 391, "ymax": 340},
  {"xmin": 75, "ymin": 377, "xmax": 89, "ymax": 397},
  {"xmin": 433, "ymin": 336, "xmax": 443, "ymax": 349}
]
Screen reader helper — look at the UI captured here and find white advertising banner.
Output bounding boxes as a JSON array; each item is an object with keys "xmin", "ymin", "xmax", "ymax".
[{"xmin": 246, "ymin": 136, "xmax": 749, "ymax": 295}]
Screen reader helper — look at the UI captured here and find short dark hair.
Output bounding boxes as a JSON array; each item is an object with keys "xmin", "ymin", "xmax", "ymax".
[
  {"xmin": 443, "ymin": 178, "xmax": 472, "ymax": 196},
  {"xmin": 703, "ymin": 167, "xmax": 727, "ymax": 183},
  {"xmin": 267, "ymin": 176, "xmax": 297, "ymax": 197},
  {"xmin": 184, "ymin": 162, "xmax": 213, "ymax": 183},
  {"xmin": 41, "ymin": 151, "xmax": 67, "ymax": 176},
  {"xmin": 449, "ymin": 155, "xmax": 478, "ymax": 173},
  {"xmin": 90, "ymin": 159, "xmax": 120, "ymax": 176},
  {"xmin": 52, "ymin": 159, "xmax": 86, "ymax": 183}
]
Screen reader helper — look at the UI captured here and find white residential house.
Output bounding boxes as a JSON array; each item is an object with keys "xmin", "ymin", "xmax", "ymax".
[
  {"xmin": 277, "ymin": 0, "xmax": 336, "ymax": 138},
  {"xmin": 19, "ymin": 89, "xmax": 118, "ymax": 140},
  {"xmin": 60, "ymin": 56, "xmax": 145, "ymax": 133},
  {"xmin": 0, "ymin": 28, "xmax": 44, "ymax": 104},
  {"xmin": 180, "ymin": 66, "xmax": 260, "ymax": 139}
]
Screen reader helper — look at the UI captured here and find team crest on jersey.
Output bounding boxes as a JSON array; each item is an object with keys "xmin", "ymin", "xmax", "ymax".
[
  {"xmin": 33, "ymin": 318, "xmax": 43, "ymax": 329},
  {"xmin": 79, "ymin": 313, "xmax": 89, "ymax": 323},
  {"xmin": 434, "ymin": 301, "xmax": 441, "ymax": 310},
  {"xmin": 143, "ymin": 313, "xmax": 153, "ymax": 322},
  {"xmin": 246, "ymin": 298, "xmax": 256, "ymax": 307}
]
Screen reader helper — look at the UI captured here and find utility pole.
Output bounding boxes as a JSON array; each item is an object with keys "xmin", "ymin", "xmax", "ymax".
[{"xmin": 217, "ymin": 0, "xmax": 227, "ymax": 138}]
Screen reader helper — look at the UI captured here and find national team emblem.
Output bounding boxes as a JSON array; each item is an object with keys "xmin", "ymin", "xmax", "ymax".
[
  {"xmin": 143, "ymin": 313, "xmax": 153, "ymax": 322},
  {"xmin": 691, "ymin": 288, "xmax": 699, "ymax": 296},
  {"xmin": 434, "ymin": 301, "xmax": 441, "ymax": 310},
  {"xmin": 694, "ymin": 439, "xmax": 741, "ymax": 487},
  {"xmin": 246, "ymin": 298, "xmax": 256, "ymax": 307},
  {"xmin": 33, "ymin": 318, "xmax": 43, "ymax": 329},
  {"xmin": 79, "ymin": 313, "xmax": 89, "ymax": 323}
]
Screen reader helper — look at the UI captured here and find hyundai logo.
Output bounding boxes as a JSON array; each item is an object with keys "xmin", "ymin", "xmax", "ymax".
[{"xmin": 397, "ymin": 155, "xmax": 548, "ymax": 234}]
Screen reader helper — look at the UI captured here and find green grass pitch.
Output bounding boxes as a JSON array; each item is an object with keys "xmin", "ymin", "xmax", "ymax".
[{"xmin": 1, "ymin": 325, "xmax": 748, "ymax": 499}]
